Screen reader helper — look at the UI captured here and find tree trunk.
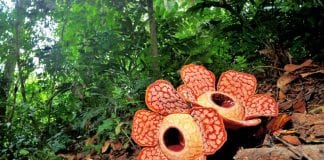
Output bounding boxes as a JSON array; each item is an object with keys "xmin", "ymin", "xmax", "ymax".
[
  {"xmin": 17, "ymin": 59, "xmax": 27, "ymax": 102},
  {"xmin": 14, "ymin": 1, "xmax": 27, "ymax": 102},
  {"xmin": 12, "ymin": 0, "xmax": 26, "ymax": 103},
  {"xmin": 13, "ymin": 0, "xmax": 26, "ymax": 103},
  {"xmin": 13, "ymin": 0, "xmax": 23, "ymax": 102},
  {"xmin": 147, "ymin": 0, "xmax": 159, "ymax": 75},
  {"xmin": 0, "ymin": 0, "xmax": 22, "ymax": 146},
  {"xmin": 0, "ymin": 52, "xmax": 16, "ymax": 119}
]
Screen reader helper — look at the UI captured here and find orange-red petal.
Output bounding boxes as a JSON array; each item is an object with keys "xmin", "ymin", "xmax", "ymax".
[
  {"xmin": 217, "ymin": 70, "xmax": 257, "ymax": 104},
  {"xmin": 145, "ymin": 80, "xmax": 190, "ymax": 115},
  {"xmin": 177, "ymin": 84, "xmax": 197, "ymax": 103},
  {"xmin": 244, "ymin": 94, "xmax": 279, "ymax": 119},
  {"xmin": 137, "ymin": 146, "xmax": 168, "ymax": 160},
  {"xmin": 131, "ymin": 110, "xmax": 163, "ymax": 146},
  {"xmin": 190, "ymin": 106, "xmax": 227, "ymax": 155},
  {"xmin": 180, "ymin": 64, "xmax": 216, "ymax": 97}
]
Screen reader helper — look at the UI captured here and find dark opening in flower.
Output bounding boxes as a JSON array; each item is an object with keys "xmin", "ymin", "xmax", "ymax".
[
  {"xmin": 212, "ymin": 93, "xmax": 235, "ymax": 108},
  {"xmin": 163, "ymin": 127, "xmax": 185, "ymax": 152}
]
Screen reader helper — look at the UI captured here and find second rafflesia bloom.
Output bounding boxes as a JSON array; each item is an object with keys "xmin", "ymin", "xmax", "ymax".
[
  {"xmin": 132, "ymin": 80, "xmax": 227, "ymax": 160},
  {"xmin": 177, "ymin": 64, "xmax": 278, "ymax": 129}
]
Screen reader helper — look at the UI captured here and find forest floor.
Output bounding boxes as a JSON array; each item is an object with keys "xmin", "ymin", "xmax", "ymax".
[
  {"xmin": 212, "ymin": 59, "xmax": 324, "ymax": 160},
  {"xmin": 59, "ymin": 59, "xmax": 324, "ymax": 160}
]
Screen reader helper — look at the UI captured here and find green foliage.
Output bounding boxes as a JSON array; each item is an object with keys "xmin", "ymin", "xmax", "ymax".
[
  {"xmin": 47, "ymin": 132, "xmax": 71, "ymax": 153},
  {"xmin": 28, "ymin": 147, "xmax": 62, "ymax": 160}
]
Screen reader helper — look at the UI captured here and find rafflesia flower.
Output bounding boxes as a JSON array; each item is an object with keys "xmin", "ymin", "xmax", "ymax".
[
  {"xmin": 131, "ymin": 80, "xmax": 227, "ymax": 160},
  {"xmin": 177, "ymin": 64, "xmax": 278, "ymax": 129}
]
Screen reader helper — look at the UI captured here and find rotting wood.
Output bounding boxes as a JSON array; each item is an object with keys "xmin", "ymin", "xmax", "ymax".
[
  {"xmin": 234, "ymin": 144, "xmax": 324, "ymax": 160},
  {"xmin": 291, "ymin": 113, "xmax": 324, "ymax": 143}
]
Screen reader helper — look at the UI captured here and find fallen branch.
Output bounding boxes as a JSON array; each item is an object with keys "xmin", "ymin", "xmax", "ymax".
[{"xmin": 273, "ymin": 135, "xmax": 313, "ymax": 160}]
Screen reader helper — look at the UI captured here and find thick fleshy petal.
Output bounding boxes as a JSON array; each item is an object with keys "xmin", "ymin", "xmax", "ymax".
[
  {"xmin": 197, "ymin": 91, "xmax": 245, "ymax": 121},
  {"xmin": 195, "ymin": 91, "xmax": 262, "ymax": 129},
  {"xmin": 190, "ymin": 106, "xmax": 227, "ymax": 155},
  {"xmin": 244, "ymin": 94, "xmax": 279, "ymax": 119},
  {"xmin": 131, "ymin": 110, "xmax": 163, "ymax": 146},
  {"xmin": 217, "ymin": 70, "xmax": 257, "ymax": 104},
  {"xmin": 222, "ymin": 118, "xmax": 262, "ymax": 129},
  {"xmin": 159, "ymin": 113, "xmax": 204, "ymax": 160},
  {"xmin": 137, "ymin": 146, "xmax": 168, "ymax": 160},
  {"xmin": 177, "ymin": 84, "xmax": 197, "ymax": 103},
  {"xmin": 145, "ymin": 80, "xmax": 190, "ymax": 115},
  {"xmin": 180, "ymin": 64, "xmax": 216, "ymax": 97}
]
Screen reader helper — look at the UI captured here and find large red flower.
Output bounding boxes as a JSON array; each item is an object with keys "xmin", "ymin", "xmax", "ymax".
[
  {"xmin": 132, "ymin": 80, "xmax": 227, "ymax": 160},
  {"xmin": 177, "ymin": 64, "xmax": 278, "ymax": 129}
]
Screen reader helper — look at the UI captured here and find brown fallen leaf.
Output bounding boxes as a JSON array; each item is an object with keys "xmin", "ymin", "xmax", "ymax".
[
  {"xmin": 84, "ymin": 154, "xmax": 92, "ymax": 160},
  {"xmin": 58, "ymin": 153, "xmax": 85, "ymax": 160},
  {"xmin": 300, "ymin": 59, "xmax": 313, "ymax": 66},
  {"xmin": 293, "ymin": 97, "xmax": 306, "ymax": 113},
  {"xmin": 277, "ymin": 130, "xmax": 296, "ymax": 135},
  {"xmin": 293, "ymin": 91, "xmax": 307, "ymax": 113},
  {"xmin": 258, "ymin": 49, "xmax": 275, "ymax": 55},
  {"xmin": 101, "ymin": 140, "xmax": 111, "ymax": 153},
  {"xmin": 300, "ymin": 69, "xmax": 324, "ymax": 78},
  {"xmin": 85, "ymin": 134, "xmax": 98, "ymax": 146},
  {"xmin": 111, "ymin": 140, "xmax": 122, "ymax": 151},
  {"xmin": 281, "ymin": 135, "xmax": 302, "ymax": 145},
  {"xmin": 279, "ymin": 100, "xmax": 295, "ymax": 110},
  {"xmin": 109, "ymin": 152, "xmax": 128, "ymax": 160},
  {"xmin": 267, "ymin": 114, "xmax": 291, "ymax": 134},
  {"xmin": 58, "ymin": 153, "xmax": 75, "ymax": 160},
  {"xmin": 284, "ymin": 59, "xmax": 313, "ymax": 72},
  {"xmin": 276, "ymin": 73, "xmax": 298, "ymax": 90},
  {"xmin": 278, "ymin": 90, "xmax": 286, "ymax": 100}
]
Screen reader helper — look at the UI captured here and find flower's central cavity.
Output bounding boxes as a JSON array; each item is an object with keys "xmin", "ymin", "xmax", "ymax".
[
  {"xmin": 212, "ymin": 93, "xmax": 235, "ymax": 108},
  {"xmin": 163, "ymin": 127, "xmax": 185, "ymax": 152}
]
